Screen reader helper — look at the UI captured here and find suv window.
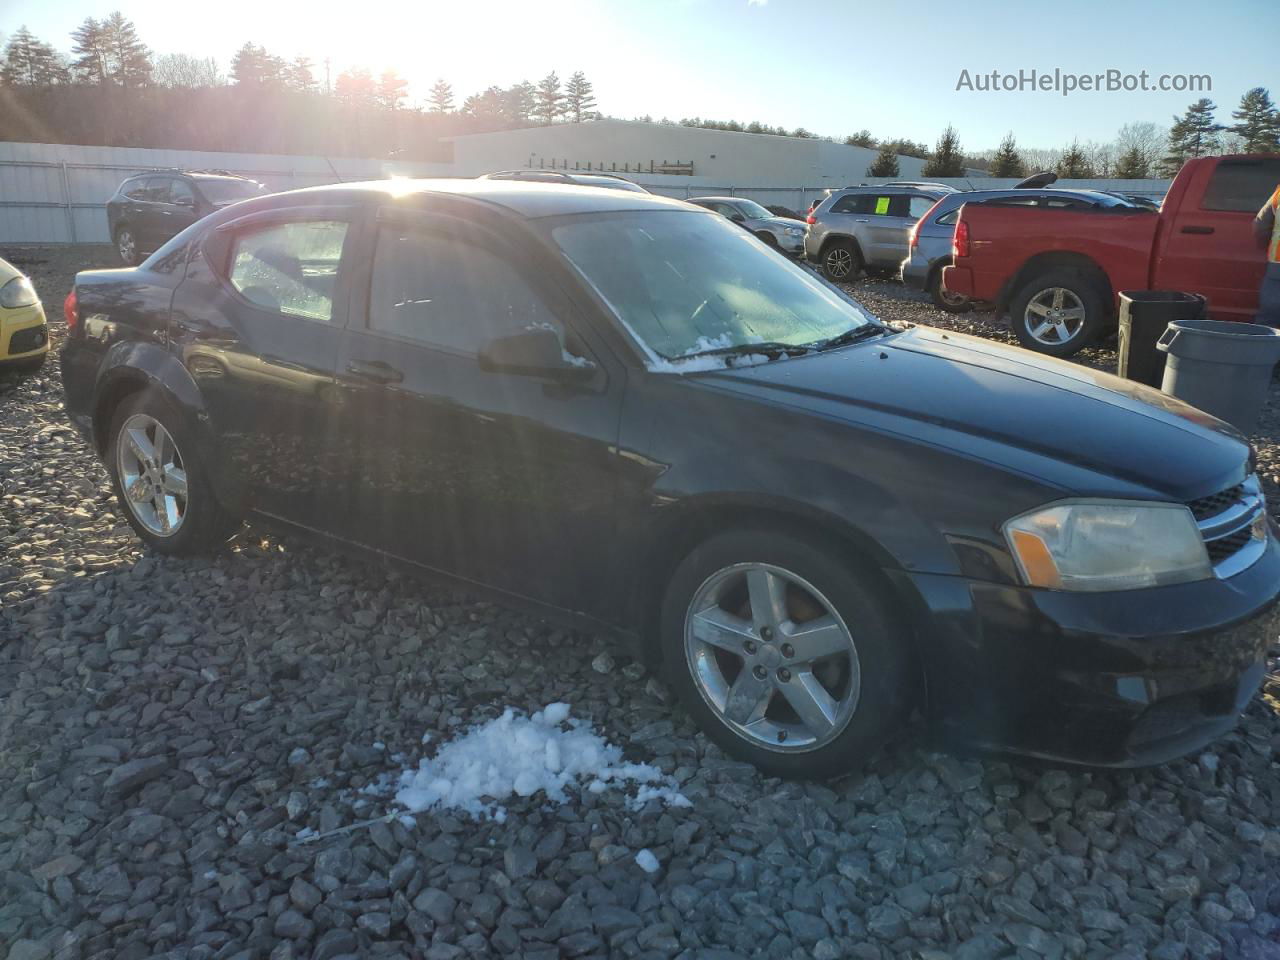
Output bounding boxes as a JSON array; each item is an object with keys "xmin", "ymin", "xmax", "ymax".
[
  {"xmin": 229, "ymin": 220, "xmax": 348, "ymax": 322},
  {"xmin": 145, "ymin": 178, "xmax": 173, "ymax": 203},
  {"xmin": 123, "ymin": 178, "xmax": 150, "ymax": 201},
  {"xmin": 1201, "ymin": 157, "xmax": 1280, "ymax": 213},
  {"xmin": 830, "ymin": 194, "xmax": 887, "ymax": 215},
  {"xmin": 369, "ymin": 225, "xmax": 564, "ymax": 355},
  {"xmin": 1042, "ymin": 197, "xmax": 1093, "ymax": 210},
  {"xmin": 907, "ymin": 196, "xmax": 937, "ymax": 219},
  {"xmin": 169, "ymin": 179, "xmax": 196, "ymax": 205}
]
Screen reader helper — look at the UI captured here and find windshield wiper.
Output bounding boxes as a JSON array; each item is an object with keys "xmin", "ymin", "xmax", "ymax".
[
  {"xmin": 674, "ymin": 340, "xmax": 816, "ymax": 364},
  {"xmin": 813, "ymin": 324, "xmax": 887, "ymax": 352}
]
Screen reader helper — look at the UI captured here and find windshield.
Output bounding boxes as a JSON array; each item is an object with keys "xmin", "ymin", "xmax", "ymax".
[
  {"xmin": 734, "ymin": 199, "xmax": 773, "ymax": 220},
  {"xmin": 552, "ymin": 210, "xmax": 875, "ymax": 366},
  {"xmin": 197, "ymin": 179, "xmax": 263, "ymax": 205}
]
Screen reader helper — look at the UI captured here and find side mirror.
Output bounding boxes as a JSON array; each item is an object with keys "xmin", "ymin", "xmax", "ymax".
[
  {"xmin": 728, "ymin": 213, "xmax": 745, "ymax": 224},
  {"xmin": 478, "ymin": 326, "xmax": 596, "ymax": 381}
]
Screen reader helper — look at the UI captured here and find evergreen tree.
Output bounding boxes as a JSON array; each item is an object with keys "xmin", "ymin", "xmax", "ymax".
[
  {"xmin": 921, "ymin": 125, "xmax": 965, "ymax": 177},
  {"xmin": 428, "ymin": 78, "xmax": 454, "ymax": 113},
  {"xmin": 287, "ymin": 57, "xmax": 316, "ymax": 93},
  {"xmin": 502, "ymin": 81, "xmax": 536, "ymax": 124},
  {"xmin": 866, "ymin": 142, "xmax": 900, "ymax": 177},
  {"xmin": 1161, "ymin": 98, "xmax": 1224, "ymax": 175},
  {"xmin": 375, "ymin": 69, "xmax": 407, "ymax": 109},
  {"xmin": 102, "ymin": 11, "xmax": 150, "ymax": 87},
  {"xmin": 1112, "ymin": 146, "xmax": 1150, "ymax": 179},
  {"xmin": 1231, "ymin": 87, "xmax": 1280, "ymax": 153},
  {"xmin": 989, "ymin": 132, "xmax": 1026, "ymax": 178},
  {"xmin": 792, "ymin": 127, "xmax": 813, "ymax": 138},
  {"xmin": 335, "ymin": 67, "xmax": 376, "ymax": 107},
  {"xmin": 844, "ymin": 129, "xmax": 875, "ymax": 148},
  {"xmin": 464, "ymin": 86, "xmax": 507, "ymax": 123},
  {"xmin": 230, "ymin": 43, "xmax": 276, "ymax": 86},
  {"xmin": 1, "ymin": 27, "xmax": 67, "ymax": 86},
  {"xmin": 534, "ymin": 71, "xmax": 565, "ymax": 124},
  {"xmin": 565, "ymin": 71, "xmax": 596, "ymax": 122},
  {"xmin": 70, "ymin": 17, "xmax": 108, "ymax": 84},
  {"xmin": 1055, "ymin": 140, "xmax": 1095, "ymax": 178}
]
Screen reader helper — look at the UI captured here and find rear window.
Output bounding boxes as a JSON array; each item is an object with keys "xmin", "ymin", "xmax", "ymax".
[{"xmin": 1201, "ymin": 158, "xmax": 1280, "ymax": 213}]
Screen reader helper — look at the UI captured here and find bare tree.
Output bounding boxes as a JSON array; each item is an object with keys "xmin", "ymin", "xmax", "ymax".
[
  {"xmin": 152, "ymin": 53, "xmax": 222, "ymax": 88},
  {"xmin": 1115, "ymin": 121, "xmax": 1165, "ymax": 175}
]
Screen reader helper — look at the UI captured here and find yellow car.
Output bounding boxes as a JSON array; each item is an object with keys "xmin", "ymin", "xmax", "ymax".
[{"xmin": 0, "ymin": 256, "xmax": 49, "ymax": 372}]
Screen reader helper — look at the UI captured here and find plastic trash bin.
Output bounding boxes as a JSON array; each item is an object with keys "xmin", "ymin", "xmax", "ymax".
[
  {"xmin": 1157, "ymin": 320, "xmax": 1280, "ymax": 434},
  {"xmin": 1116, "ymin": 291, "xmax": 1206, "ymax": 387}
]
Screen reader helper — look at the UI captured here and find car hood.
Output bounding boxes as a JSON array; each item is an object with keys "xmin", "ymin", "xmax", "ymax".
[{"xmin": 696, "ymin": 325, "xmax": 1248, "ymax": 501}]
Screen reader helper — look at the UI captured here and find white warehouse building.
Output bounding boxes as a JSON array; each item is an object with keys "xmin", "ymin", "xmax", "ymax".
[{"xmin": 444, "ymin": 119, "xmax": 934, "ymax": 190}]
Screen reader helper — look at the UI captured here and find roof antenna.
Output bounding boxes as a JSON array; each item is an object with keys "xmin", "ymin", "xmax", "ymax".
[{"xmin": 325, "ymin": 157, "xmax": 344, "ymax": 183}]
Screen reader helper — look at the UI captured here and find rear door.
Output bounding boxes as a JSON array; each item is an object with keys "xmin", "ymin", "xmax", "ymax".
[
  {"xmin": 1157, "ymin": 156, "xmax": 1280, "ymax": 320},
  {"xmin": 165, "ymin": 178, "xmax": 201, "ymax": 238},
  {"xmin": 861, "ymin": 193, "xmax": 917, "ymax": 266},
  {"xmin": 170, "ymin": 206, "xmax": 359, "ymax": 526}
]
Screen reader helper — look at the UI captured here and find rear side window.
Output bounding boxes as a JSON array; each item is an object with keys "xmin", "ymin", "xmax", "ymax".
[
  {"xmin": 170, "ymin": 180, "xmax": 195, "ymax": 205},
  {"xmin": 228, "ymin": 220, "xmax": 348, "ymax": 322},
  {"xmin": 369, "ymin": 225, "xmax": 564, "ymax": 355},
  {"xmin": 1201, "ymin": 158, "xmax": 1280, "ymax": 212},
  {"xmin": 907, "ymin": 196, "xmax": 937, "ymax": 219},
  {"xmin": 145, "ymin": 178, "xmax": 172, "ymax": 203},
  {"xmin": 830, "ymin": 194, "xmax": 890, "ymax": 215}
]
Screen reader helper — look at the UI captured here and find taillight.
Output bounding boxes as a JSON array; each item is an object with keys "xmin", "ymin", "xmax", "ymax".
[
  {"xmin": 953, "ymin": 220, "xmax": 969, "ymax": 259},
  {"xmin": 805, "ymin": 214, "xmax": 816, "ymax": 225},
  {"xmin": 63, "ymin": 289, "xmax": 79, "ymax": 334}
]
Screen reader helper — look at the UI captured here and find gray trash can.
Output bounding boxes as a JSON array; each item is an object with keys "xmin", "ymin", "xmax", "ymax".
[{"xmin": 1157, "ymin": 320, "xmax": 1280, "ymax": 434}]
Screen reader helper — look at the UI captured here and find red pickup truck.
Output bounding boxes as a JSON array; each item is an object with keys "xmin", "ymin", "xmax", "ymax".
[{"xmin": 943, "ymin": 154, "xmax": 1280, "ymax": 356}]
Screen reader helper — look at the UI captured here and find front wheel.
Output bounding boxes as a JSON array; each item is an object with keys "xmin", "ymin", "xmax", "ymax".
[
  {"xmin": 756, "ymin": 231, "xmax": 780, "ymax": 250},
  {"xmin": 660, "ymin": 529, "xmax": 911, "ymax": 779},
  {"xmin": 107, "ymin": 390, "xmax": 238, "ymax": 553},
  {"xmin": 1009, "ymin": 269, "xmax": 1107, "ymax": 357},
  {"xmin": 929, "ymin": 269, "xmax": 972, "ymax": 314}
]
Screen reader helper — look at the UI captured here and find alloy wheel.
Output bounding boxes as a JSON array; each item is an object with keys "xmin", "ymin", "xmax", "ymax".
[
  {"xmin": 116, "ymin": 413, "xmax": 188, "ymax": 537},
  {"xmin": 825, "ymin": 247, "xmax": 853, "ymax": 280},
  {"xmin": 1024, "ymin": 287, "xmax": 1086, "ymax": 345},
  {"xmin": 117, "ymin": 230, "xmax": 136, "ymax": 264},
  {"xmin": 683, "ymin": 562, "xmax": 861, "ymax": 752}
]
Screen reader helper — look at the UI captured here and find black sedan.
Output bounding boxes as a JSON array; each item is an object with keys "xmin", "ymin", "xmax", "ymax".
[{"xmin": 61, "ymin": 179, "xmax": 1280, "ymax": 778}]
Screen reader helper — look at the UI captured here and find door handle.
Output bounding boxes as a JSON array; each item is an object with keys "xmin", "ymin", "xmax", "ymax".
[
  {"xmin": 346, "ymin": 359, "xmax": 403, "ymax": 384},
  {"xmin": 854, "ymin": 218, "xmax": 869, "ymax": 223},
  {"xmin": 1180, "ymin": 225, "xmax": 1214, "ymax": 235}
]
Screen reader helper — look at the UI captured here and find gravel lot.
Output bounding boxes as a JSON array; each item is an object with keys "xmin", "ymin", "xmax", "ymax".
[{"xmin": 2, "ymin": 246, "xmax": 1280, "ymax": 960}]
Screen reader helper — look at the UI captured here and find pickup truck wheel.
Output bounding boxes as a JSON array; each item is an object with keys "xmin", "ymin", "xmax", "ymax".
[
  {"xmin": 928, "ymin": 269, "xmax": 973, "ymax": 314},
  {"xmin": 821, "ymin": 240, "xmax": 862, "ymax": 283},
  {"xmin": 1009, "ymin": 270, "xmax": 1106, "ymax": 357},
  {"xmin": 660, "ymin": 528, "xmax": 910, "ymax": 779}
]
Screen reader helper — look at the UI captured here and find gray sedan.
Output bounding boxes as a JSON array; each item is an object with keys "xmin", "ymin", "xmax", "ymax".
[{"xmin": 689, "ymin": 197, "xmax": 806, "ymax": 255}]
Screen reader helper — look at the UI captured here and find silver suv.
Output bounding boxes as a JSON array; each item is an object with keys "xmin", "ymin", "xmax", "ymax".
[{"xmin": 805, "ymin": 183, "xmax": 955, "ymax": 282}]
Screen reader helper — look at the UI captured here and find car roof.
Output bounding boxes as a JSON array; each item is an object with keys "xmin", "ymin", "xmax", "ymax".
[
  {"xmin": 688, "ymin": 196, "xmax": 744, "ymax": 204},
  {"xmin": 931, "ymin": 187, "xmax": 1133, "ymax": 208},
  {"xmin": 251, "ymin": 178, "xmax": 692, "ymax": 219}
]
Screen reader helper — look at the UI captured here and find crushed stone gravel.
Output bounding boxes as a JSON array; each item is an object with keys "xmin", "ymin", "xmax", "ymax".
[{"xmin": 2, "ymin": 245, "xmax": 1279, "ymax": 960}]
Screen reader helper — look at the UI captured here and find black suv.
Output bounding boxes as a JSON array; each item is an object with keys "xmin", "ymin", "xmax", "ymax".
[{"xmin": 106, "ymin": 171, "xmax": 266, "ymax": 265}]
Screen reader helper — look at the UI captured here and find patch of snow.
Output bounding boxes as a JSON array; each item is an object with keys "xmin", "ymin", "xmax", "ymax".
[
  {"xmin": 392, "ymin": 703, "xmax": 689, "ymax": 821},
  {"xmin": 203, "ymin": 869, "xmax": 218, "ymax": 880},
  {"xmin": 310, "ymin": 778, "xmax": 330, "ymax": 789},
  {"xmin": 398, "ymin": 815, "xmax": 417, "ymax": 830},
  {"xmin": 372, "ymin": 741, "xmax": 385, "ymax": 751},
  {"xmin": 420, "ymin": 732, "xmax": 432, "ymax": 745},
  {"xmin": 635, "ymin": 849, "xmax": 660, "ymax": 874},
  {"xmin": 295, "ymin": 827, "xmax": 316, "ymax": 841}
]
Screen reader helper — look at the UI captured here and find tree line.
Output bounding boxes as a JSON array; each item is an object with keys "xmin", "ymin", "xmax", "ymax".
[{"xmin": 0, "ymin": 17, "xmax": 602, "ymax": 157}]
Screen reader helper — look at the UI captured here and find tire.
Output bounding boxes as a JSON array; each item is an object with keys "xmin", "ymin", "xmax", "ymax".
[
  {"xmin": 756, "ymin": 231, "xmax": 780, "ymax": 250},
  {"xmin": 1008, "ymin": 269, "xmax": 1107, "ymax": 357},
  {"xmin": 928, "ymin": 268, "xmax": 973, "ymax": 314},
  {"xmin": 820, "ymin": 239, "xmax": 862, "ymax": 283},
  {"xmin": 115, "ymin": 226, "xmax": 140, "ymax": 266},
  {"xmin": 106, "ymin": 389, "xmax": 237, "ymax": 554},
  {"xmin": 660, "ymin": 528, "xmax": 911, "ymax": 779}
]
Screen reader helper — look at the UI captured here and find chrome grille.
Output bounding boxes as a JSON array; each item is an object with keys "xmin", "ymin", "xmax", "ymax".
[{"xmin": 1189, "ymin": 474, "xmax": 1267, "ymax": 578}]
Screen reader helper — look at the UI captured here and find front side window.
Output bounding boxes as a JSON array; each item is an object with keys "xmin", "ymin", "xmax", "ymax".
[
  {"xmin": 369, "ymin": 225, "xmax": 564, "ymax": 354},
  {"xmin": 228, "ymin": 220, "xmax": 348, "ymax": 322},
  {"xmin": 124, "ymin": 179, "xmax": 149, "ymax": 201},
  {"xmin": 169, "ymin": 180, "xmax": 195, "ymax": 205},
  {"xmin": 732, "ymin": 199, "xmax": 774, "ymax": 220},
  {"xmin": 831, "ymin": 194, "xmax": 875, "ymax": 215},
  {"xmin": 552, "ymin": 210, "xmax": 875, "ymax": 365},
  {"xmin": 144, "ymin": 178, "xmax": 172, "ymax": 203}
]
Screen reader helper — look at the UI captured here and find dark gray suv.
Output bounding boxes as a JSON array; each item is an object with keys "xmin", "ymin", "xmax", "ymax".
[
  {"xmin": 804, "ymin": 183, "xmax": 955, "ymax": 281},
  {"xmin": 107, "ymin": 171, "xmax": 265, "ymax": 266}
]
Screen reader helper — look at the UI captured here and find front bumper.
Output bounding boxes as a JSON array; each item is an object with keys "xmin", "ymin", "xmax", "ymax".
[
  {"xmin": 903, "ymin": 530, "xmax": 1280, "ymax": 767},
  {"xmin": 1, "ymin": 302, "xmax": 49, "ymax": 364}
]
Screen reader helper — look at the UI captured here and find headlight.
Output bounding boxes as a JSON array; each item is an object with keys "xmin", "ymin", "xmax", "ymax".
[
  {"xmin": 785, "ymin": 227, "xmax": 803, "ymax": 237},
  {"xmin": 1004, "ymin": 500, "xmax": 1211, "ymax": 591},
  {"xmin": 0, "ymin": 276, "xmax": 38, "ymax": 309}
]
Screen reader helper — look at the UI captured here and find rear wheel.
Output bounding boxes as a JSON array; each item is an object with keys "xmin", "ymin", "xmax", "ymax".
[
  {"xmin": 1009, "ymin": 269, "xmax": 1107, "ymax": 357},
  {"xmin": 821, "ymin": 240, "xmax": 862, "ymax": 283},
  {"xmin": 107, "ymin": 390, "xmax": 237, "ymax": 554},
  {"xmin": 928, "ymin": 268, "xmax": 972, "ymax": 314},
  {"xmin": 660, "ymin": 529, "xmax": 911, "ymax": 779},
  {"xmin": 115, "ymin": 227, "xmax": 139, "ymax": 266}
]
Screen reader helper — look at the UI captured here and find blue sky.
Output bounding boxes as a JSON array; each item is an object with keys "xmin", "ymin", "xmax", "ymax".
[{"xmin": 4, "ymin": 0, "xmax": 1275, "ymax": 151}]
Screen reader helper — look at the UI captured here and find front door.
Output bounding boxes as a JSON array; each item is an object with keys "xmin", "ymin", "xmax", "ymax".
[
  {"xmin": 1160, "ymin": 156, "xmax": 1280, "ymax": 321},
  {"xmin": 333, "ymin": 210, "xmax": 625, "ymax": 613}
]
